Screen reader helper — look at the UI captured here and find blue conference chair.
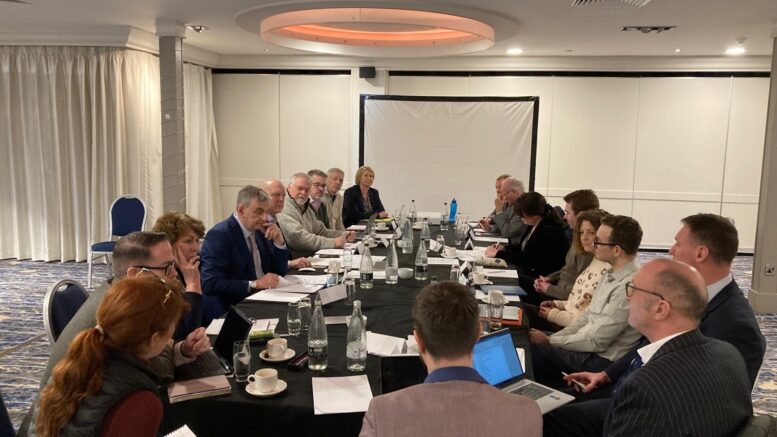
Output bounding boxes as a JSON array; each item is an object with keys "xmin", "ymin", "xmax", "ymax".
[
  {"xmin": 87, "ymin": 195, "xmax": 146, "ymax": 288},
  {"xmin": 43, "ymin": 279, "xmax": 90, "ymax": 346}
]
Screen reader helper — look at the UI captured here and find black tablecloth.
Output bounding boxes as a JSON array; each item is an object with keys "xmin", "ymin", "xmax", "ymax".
[{"xmin": 161, "ymin": 226, "xmax": 531, "ymax": 437}]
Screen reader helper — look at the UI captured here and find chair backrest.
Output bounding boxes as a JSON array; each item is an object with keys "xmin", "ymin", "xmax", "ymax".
[
  {"xmin": 43, "ymin": 279, "xmax": 90, "ymax": 345},
  {"xmin": 0, "ymin": 390, "xmax": 13, "ymax": 437},
  {"xmin": 110, "ymin": 195, "xmax": 146, "ymax": 237}
]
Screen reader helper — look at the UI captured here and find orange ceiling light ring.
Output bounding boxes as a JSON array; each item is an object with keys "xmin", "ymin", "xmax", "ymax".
[{"xmin": 260, "ymin": 8, "xmax": 495, "ymax": 57}]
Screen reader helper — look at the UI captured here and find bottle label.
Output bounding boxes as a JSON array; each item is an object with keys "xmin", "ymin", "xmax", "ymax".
[{"xmin": 360, "ymin": 272, "xmax": 373, "ymax": 281}]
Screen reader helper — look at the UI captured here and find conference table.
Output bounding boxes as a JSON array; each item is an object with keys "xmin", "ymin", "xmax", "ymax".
[{"xmin": 161, "ymin": 224, "xmax": 533, "ymax": 437}]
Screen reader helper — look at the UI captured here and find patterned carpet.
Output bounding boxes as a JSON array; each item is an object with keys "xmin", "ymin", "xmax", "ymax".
[{"xmin": 0, "ymin": 255, "xmax": 775, "ymax": 432}]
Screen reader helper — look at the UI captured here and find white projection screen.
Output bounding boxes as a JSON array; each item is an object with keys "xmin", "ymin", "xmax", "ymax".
[{"xmin": 360, "ymin": 95, "xmax": 538, "ymax": 218}]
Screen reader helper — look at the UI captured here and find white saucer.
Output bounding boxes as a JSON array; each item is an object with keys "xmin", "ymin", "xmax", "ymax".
[
  {"xmin": 260, "ymin": 348, "xmax": 296, "ymax": 362},
  {"xmin": 246, "ymin": 380, "xmax": 287, "ymax": 397},
  {"xmin": 440, "ymin": 253, "xmax": 458, "ymax": 259}
]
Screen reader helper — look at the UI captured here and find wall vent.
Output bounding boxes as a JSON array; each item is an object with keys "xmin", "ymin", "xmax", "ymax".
[{"xmin": 572, "ymin": 0, "xmax": 652, "ymax": 7}]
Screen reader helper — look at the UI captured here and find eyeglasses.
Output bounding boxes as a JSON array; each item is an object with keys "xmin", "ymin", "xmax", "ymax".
[
  {"xmin": 625, "ymin": 281, "xmax": 666, "ymax": 300},
  {"xmin": 135, "ymin": 268, "xmax": 178, "ymax": 307},
  {"xmin": 312, "ymin": 183, "xmax": 326, "ymax": 190},
  {"xmin": 593, "ymin": 237, "xmax": 619, "ymax": 248},
  {"xmin": 133, "ymin": 260, "xmax": 176, "ymax": 275}
]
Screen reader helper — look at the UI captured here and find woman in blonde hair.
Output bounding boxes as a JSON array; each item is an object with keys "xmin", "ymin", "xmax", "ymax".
[
  {"xmin": 342, "ymin": 165, "xmax": 389, "ymax": 228},
  {"xmin": 37, "ymin": 275, "xmax": 188, "ymax": 437}
]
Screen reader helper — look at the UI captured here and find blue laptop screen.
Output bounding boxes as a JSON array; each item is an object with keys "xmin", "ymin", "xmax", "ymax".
[{"xmin": 472, "ymin": 330, "xmax": 524, "ymax": 386}]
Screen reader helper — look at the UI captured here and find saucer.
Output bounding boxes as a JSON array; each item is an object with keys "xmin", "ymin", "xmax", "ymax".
[
  {"xmin": 260, "ymin": 348, "xmax": 296, "ymax": 362},
  {"xmin": 246, "ymin": 380, "xmax": 287, "ymax": 397},
  {"xmin": 440, "ymin": 253, "xmax": 458, "ymax": 259}
]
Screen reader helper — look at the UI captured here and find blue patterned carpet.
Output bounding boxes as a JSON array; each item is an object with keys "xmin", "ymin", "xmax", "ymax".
[{"xmin": 0, "ymin": 255, "xmax": 774, "ymax": 432}]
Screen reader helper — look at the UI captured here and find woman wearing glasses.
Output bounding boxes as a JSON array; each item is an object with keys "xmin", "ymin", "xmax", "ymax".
[
  {"xmin": 485, "ymin": 192, "xmax": 570, "ymax": 305},
  {"xmin": 153, "ymin": 212, "xmax": 206, "ymax": 340},
  {"xmin": 343, "ymin": 166, "xmax": 389, "ymax": 228},
  {"xmin": 524, "ymin": 209, "xmax": 611, "ymax": 332},
  {"xmin": 37, "ymin": 276, "xmax": 188, "ymax": 437}
]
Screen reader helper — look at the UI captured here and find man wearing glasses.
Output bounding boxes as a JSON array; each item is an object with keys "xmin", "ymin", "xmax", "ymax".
[
  {"xmin": 479, "ymin": 176, "xmax": 527, "ymax": 245},
  {"xmin": 277, "ymin": 172, "xmax": 355, "ymax": 258},
  {"xmin": 528, "ymin": 215, "xmax": 643, "ymax": 388},
  {"xmin": 601, "ymin": 259, "xmax": 752, "ymax": 436}
]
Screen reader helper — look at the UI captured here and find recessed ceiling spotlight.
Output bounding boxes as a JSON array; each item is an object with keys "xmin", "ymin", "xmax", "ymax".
[
  {"xmin": 726, "ymin": 37, "xmax": 747, "ymax": 55},
  {"xmin": 186, "ymin": 24, "xmax": 209, "ymax": 33},
  {"xmin": 674, "ymin": 48, "xmax": 681, "ymax": 53},
  {"xmin": 506, "ymin": 47, "xmax": 523, "ymax": 55}
]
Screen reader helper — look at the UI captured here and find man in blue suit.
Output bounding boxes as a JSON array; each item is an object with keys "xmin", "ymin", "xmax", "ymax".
[{"xmin": 200, "ymin": 185, "xmax": 290, "ymax": 323}]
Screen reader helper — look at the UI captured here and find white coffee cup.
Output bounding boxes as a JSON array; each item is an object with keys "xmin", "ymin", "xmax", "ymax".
[
  {"xmin": 266, "ymin": 338, "xmax": 288, "ymax": 359},
  {"xmin": 443, "ymin": 246, "xmax": 457, "ymax": 257},
  {"xmin": 328, "ymin": 259, "xmax": 342, "ymax": 273},
  {"xmin": 473, "ymin": 272, "xmax": 489, "ymax": 284},
  {"xmin": 375, "ymin": 222, "xmax": 388, "ymax": 231},
  {"xmin": 248, "ymin": 368, "xmax": 278, "ymax": 393}
]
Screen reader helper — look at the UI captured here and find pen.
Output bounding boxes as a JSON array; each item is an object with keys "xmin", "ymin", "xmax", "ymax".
[{"xmin": 561, "ymin": 372, "xmax": 587, "ymax": 390}]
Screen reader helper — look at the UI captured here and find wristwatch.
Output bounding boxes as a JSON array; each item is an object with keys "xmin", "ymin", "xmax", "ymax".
[{"xmin": 249, "ymin": 280, "xmax": 257, "ymax": 290}]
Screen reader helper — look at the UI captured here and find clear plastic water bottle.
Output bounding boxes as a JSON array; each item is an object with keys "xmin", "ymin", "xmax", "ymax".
[
  {"xmin": 346, "ymin": 300, "xmax": 367, "ymax": 372},
  {"xmin": 415, "ymin": 238, "xmax": 428, "ymax": 281},
  {"xmin": 360, "ymin": 245, "xmax": 373, "ymax": 289},
  {"xmin": 450, "ymin": 264, "xmax": 461, "ymax": 281},
  {"xmin": 308, "ymin": 301, "xmax": 328, "ymax": 371},
  {"xmin": 401, "ymin": 218, "xmax": 413, "ymax": 254},
  {"xmin": 449, "ymin": 198, "xmax": 458, "ymax": 223},
  {"xmin": 385, "ymin": 239, "xmax": 399, "ymax": 285},
  {"xmin": 420, "ymin": 218, "xmax": 431, "ymax": 242},
  {"xmin": 409, "ymin": 199, "xmax": 417, "ymax": 223},
  {"xmin": 440, "ymin": 202, "xmax": 449, "ymax": 231}
]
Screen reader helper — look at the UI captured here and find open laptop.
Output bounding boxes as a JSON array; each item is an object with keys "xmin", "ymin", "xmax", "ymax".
[
  {"xmin": 472, "ymin": 329, "xmax": 574, "ymax": 414},
  {"xmin": 173, "ymin": 306, "xmax": 252, "ymax": 381},
  {"xmin": 378, "ymin": 355, "xmax": 428, "ymax": 394}
]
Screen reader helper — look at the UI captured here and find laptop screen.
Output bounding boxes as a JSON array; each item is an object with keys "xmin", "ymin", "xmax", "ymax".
[
  {"xmin": 472, "ymin": 329, "xmax": 524, "ymax": 387},
  {"xmin": 213, "ymin": 306, "xmax": 251, "ymax": 365},
  {"xmin": 379, "ymin": 356, "xmax": 428, "ymax": 394}
]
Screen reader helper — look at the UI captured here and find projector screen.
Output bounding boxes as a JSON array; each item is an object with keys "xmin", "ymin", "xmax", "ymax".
[{"xmin": 360, "ymin": 95, "xmax": 538, "ymax": 219}]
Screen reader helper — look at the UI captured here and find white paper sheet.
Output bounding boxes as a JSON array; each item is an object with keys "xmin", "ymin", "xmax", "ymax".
[
  {"xmin": 318, "ymin": 284, "xmax": 347, "ymax": 305},
  {"xmin": 346, "ymin": 225, "xmax": 367, "ymax": 231},
  {"xmin": 312, "ymin": 375, "xmax": 373, "ymax": 415},
  {"xmin": 483, "ymin": 268, "xmax": 518, "ymax": 279},
  {"xmin": 284, "ymin": 275, "xmax": 329, "ymax": 286},
  {"xmin": 503, "ymin": 307, "xmax": 520, "ymax": 320},
  {"xmin": 164, "ymin": 425, "xmax": 197, "ymax": 437},
  {"xmin": 427, "ymin": 257, "xmax": 460, "ymax": 266},
  {"xmin": 405, "ymin": 335, "xmax": 419, "ymax": 355},
  {"xmin": 269, "ymin": 283, "xmax": 321, "ymax": 294},
  {"xmin": 472, "ymin": 235, "xmax": 508, "ymax": 244},
  {"xmin": 315, "ymin": 248, "xmax": 345, "ymax": 256},
  {"xmin": 367, "ymin": 331, "xmax": 407, "ymax": 356},
  {"xmin": 475, "ymin": 290, "xmax": 522, "ymax": 303},
  {"xmin": 205, "ymin": 318, "xmax": 225, "ymax": 336},
  {"xmin": 245, "ymin": 290, "xmax": 305, "ymax": 303},
  {"xmin": 517, "ymin": 348, "xmax": 526, "ymax": 371},
  {"xmin": 251, "ymin": 318, "xmax": 279, "ymax": 331}
]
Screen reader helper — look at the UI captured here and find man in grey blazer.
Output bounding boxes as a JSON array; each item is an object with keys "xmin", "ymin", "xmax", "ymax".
[
  {"xmin": 359, "ymin": 282, "xmax": 542, "ymax": 437},
  {"xmin": 602, "ymin": 258, "xmax": 752, "ymax": 436}
]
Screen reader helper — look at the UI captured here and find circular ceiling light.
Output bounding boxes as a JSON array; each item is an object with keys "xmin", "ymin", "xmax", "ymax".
[{"xmin": 260, "ymin": 8, "xmax": 495, "ymax": 57}]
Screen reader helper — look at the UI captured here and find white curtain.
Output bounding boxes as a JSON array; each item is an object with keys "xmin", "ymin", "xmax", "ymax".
[
  {"xmin": 0, "ymin": 46, "xmax": 162, "ymax": 262},
  {"xmin": 183, "ymin": 63, "xmax": 221, "ymax": 229}
]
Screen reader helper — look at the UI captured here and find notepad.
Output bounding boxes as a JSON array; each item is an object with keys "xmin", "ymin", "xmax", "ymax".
[
  {"xmin": 367, "ymin": 331, "xmax": 407, "ymax": 356},
  {"xmin": 312, "ymin": 375, "xmax": 373, "ymax": 415},
  {"xmin": 167, "ymin": 374, "xmax": 231, "ymax": 404}
]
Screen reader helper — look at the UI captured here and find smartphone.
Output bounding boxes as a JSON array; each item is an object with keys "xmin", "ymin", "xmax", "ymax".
[{"xmin": 288, "ymin": 351, "xmax": 309, "ymax": 370}]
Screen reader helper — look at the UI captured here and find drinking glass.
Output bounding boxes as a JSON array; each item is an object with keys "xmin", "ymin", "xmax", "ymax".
[
  {"xmin": 233, "ymin": 340, "xmax": 251, "ymax": 382},
  {"xmin": 298, "ymin": 297, "xmax": 311, "ymax": 330},
  {"xmin": 287, "ymin": 301, "xmax": 302, "ymax": 336},
  {"xmin": 436, "ymin": 234, "xmax": 445, "ymax": 249},
  {"xmin": 344, "ymin": 278, "xmax": 357, "ymax": 305},
  {"xmin": 488, "ymin": 302, "xmax": 505, "ymax": 331},
  {"xmin": 455, "ymin": 224, "xmax": 468, "ymax": 246},
  {"xmin": 342, "ymin": 248, "xmax": 353, "ymax": 271}
]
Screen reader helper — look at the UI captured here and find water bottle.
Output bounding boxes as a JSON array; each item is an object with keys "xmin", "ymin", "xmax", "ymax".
[
  {"xmin": 308, "ymin": 301, "xmax": 328, "ymax": 371},
  {"xmin": 449, "ymin": 198, "xmax": 458, "ymax": 223},
  {"xmin": 440, "ymin": 202, "xmax": 449, "ymax": 231},
  {"xmin": 360, "ymin": 245, "xmax": 373, "ymax": 289},
  {"xmin": 385, "ymin": 239, "xmax": 399, "ymax": 285},
  {"xmin": 420, "ymin": 218, "xmax": 431, "ymax": 242},
  {"xmin": 415, "ymin": 238, "xmax": 428, "ymax": 281},
  {"xmin": 401, "ymin": 218, "xmax": 413, "ymax": 254},
  {"xmin": 346, "ymin": 300, "xmax": 367, "ymax": 372},
  {"xmin": 450, "ymin": 264, "xmax": 461, "ymax": 281},
  {"xmin": 409, "ymin": 199, "xmax": 417, "ymax": 223}
]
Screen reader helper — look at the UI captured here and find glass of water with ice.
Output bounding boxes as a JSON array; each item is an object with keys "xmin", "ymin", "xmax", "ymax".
[
  {"xmin": 287, "ymin": 301, "xmax": 302, "ymax": 336},
  {"xmin": 233, "ymin": 340, "xmax": 251, "ymax": 382}
]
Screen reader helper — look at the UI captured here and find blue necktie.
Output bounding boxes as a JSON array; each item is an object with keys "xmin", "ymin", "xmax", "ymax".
[{"xmin": 613, "ymin": 355, "xmax": 643, "ymax": 394}]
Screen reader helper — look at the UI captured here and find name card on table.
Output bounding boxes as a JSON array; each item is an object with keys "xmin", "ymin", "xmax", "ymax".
[{"xmin": 318, "ymin": 284, "xmax": 346, "ymax": 305}]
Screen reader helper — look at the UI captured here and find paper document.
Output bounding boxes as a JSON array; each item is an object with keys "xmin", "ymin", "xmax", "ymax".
[
  {"xmin": 164, "ymin": 425, "xmax": 197, "ymax": 437},
  {"xmin": 318, "ymin": 284, "xmax": 347, "ymax": 305},
  {"xmin": 483, "ymin": 268, "xmax": 518, "ymax": 279},
  {"xmin": 246, "ymin": 290, "xmax": 305, "ymax": 303},
  {"xmin": 472, "ymin": 235, "xmax": 509, "ymax": 244},
  {"xmin": 315, "ymin": 248, "xmax": 344, "ymax": 256},
  {"xmin": 427, "ymin": 257, "xmax": 460, "ymax": 266},
  {"xmin": 475, "ymin": 290, "xmax": 521, "ymax": 303},
  {"xmin": 367, "ymin": 331, "xmax": 407, "ymax": 356},
  {"xmin": 405, "ymin": 335, "xmax": 419, "ymax": 355},
  {"xmin": 205, "ymin": 318, "xmax": 225, "ymax": 336},
  {"xmin": 503, "ymin": 307, "xmax": 520, "ymax": 320},
  {"xmin": 251, "ymin": 318, "xmax": 279, "ymax": 331},
  {"xmin": 427, "ymin": 240, "xmax": 442, "ymax": 251},
  {"xmin": 347, "ymin": 224, "xmax": 367, "ymax": 231},
  {"xmin": 312, "ymin": 375, "xmax": 373, "ymax": 415},
  {"xmin": 284, "ymin": 275, "xmax": 329, "ymax": 286},
  {"xmin": 467, "ymin": 222, "xmax": 480, "ymax": 227},
  {"xmin": 517, "ymin": 348, "xmax": 526, "ymax": 371}
]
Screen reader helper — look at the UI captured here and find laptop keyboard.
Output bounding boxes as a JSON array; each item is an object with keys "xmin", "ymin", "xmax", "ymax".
[{"xmin": 510, "ymin": 383, "xmax": 553, "ymax": 400}]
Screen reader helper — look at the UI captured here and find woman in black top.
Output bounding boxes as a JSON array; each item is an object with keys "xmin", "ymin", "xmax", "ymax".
[{"xmin": 342, "ymin": 165, "xmax": 389, "ymax": 228}]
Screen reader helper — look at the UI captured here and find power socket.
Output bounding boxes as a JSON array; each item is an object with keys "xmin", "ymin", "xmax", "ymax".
[{"xmin": 766, "ymin": 264, "xmax": 776, "ymax": 276}]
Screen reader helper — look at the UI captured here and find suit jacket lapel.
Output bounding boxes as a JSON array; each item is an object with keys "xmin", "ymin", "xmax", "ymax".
[
  {"xmin": 701, "ymin": 279, "xmax": 737, "ymax": 322},
  {"xmin": 650, "ymin": 329, "xmax": 703, "ymax": 363},
  {"xmin": 229, "ymin": 215, "xmax": 256, "ymax": 278}
]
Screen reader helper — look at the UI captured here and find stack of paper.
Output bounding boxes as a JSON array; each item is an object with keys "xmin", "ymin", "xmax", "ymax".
[
  {"xmin": 312, "ymin": 375, "xmax": 373, "ymax": 415},
  {"xmin": 167, "ymin": 374, "xmax": 231, "ymax": 404},
  {"xmin": 284, "ymin": 275, "xmax": 329, "ymax": 286},
  {"xmin": 245, "ymin": 290, "xmax": 305, "ymax": 303},
  {"xmin": 427, "ymin": 257, "xmax": 460, "ymax": 266},
  {"xmin": 367, "ymin": 331, "xmax": 411, "ymax": 356}
]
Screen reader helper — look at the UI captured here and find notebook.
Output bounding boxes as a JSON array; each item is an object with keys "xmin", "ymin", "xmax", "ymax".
[
  {"xmin": 472, "ymin": 329, "xmax": 574, "ymax": 414},
  {"xmin": 173, "ymin": 306, "xmax": 252, "ymax": 381},
  {"xmin": 167, "ymin": 374, "xmax": 232, "ymax": 404}
]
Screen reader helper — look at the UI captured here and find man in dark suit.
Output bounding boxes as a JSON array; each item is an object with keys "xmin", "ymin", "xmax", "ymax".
[
  {"xmin": 546, "ymin": 214, "xmax": 764, "ymax": 436},
  {"xmin": 602, "ymin": 259, "xmax": 752, "ymax": 436},
  {"xmin": 200, "ymin": 185, "xmax": 289, "ymax": 323}
]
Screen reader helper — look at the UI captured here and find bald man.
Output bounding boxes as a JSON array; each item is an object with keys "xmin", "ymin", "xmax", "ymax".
[{"xmin": 602, "ymin": 259, "xmax": 752, "ymax": 436}]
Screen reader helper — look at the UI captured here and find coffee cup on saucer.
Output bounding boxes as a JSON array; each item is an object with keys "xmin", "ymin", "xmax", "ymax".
[
  {"xmin": 473, "ymin": 272, "xmax": 489, "ymax": 284},
  {"xmin": 248, "ymin": 368, "xmax": 278, "ymax": 393},
  {"xmin": 266, "ymin": 338, "xmax": 288, "ymax": 359},
  {"xmin": 375, "ymin": 222, "xmax": 388, "ymax": 231},
  {"xmin": 327, "ymin": 260, "xmax": 342, "ymax": 274},
  {"xmin": 443, "ymin": 246, "xmax": 457, "ymax": 258}
]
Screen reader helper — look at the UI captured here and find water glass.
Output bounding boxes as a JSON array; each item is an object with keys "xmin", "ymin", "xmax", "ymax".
[
  {"xmin": 287, "ymin": 301, "xmax": 302, "ymax": 336},
  {"xmin": 342, "ymin": 248, "xmax": 353, "ymax": 271},
  {"xmin": 298, "ymin": 297, "xmax": 311, "ymax": 330},
  {"xmin": 436, "ymin": 234, "xmax": 445, "ymax": 249},
  {"xmin": 233, "ymin": 340, "xmax": 251, "ymax": 382},
  {"xmin": 344, "ymin": 278, "xmax": 357, "ymax": 305},
  {"xmin": 488, "ymin": 302, "xmax": 505, "ymax": 331},
  {"xmin": 454, "ymin": 225, "xmax": 468, "ymax": 246}
]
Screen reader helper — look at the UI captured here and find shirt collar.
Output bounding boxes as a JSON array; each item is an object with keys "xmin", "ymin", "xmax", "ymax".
[
  {"xmin": 233, "ymin": 212, "xmax": 253, "ymax": 239},
  {"xmin": 424, "ymin": 366, "xmax": 487, "ymax": 384},
  {"xmin": 606, "ymin": 258, "xmax": 640, "ymax": 283},
  {"xmin": 707, "ymin": 273, "xmax": 733, "ymax": 303},
  {"xmin": 637, "ymin": 329, "xmax": 692, "ymax": 365}
]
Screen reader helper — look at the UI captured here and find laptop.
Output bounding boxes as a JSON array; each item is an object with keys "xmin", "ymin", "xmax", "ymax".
[
  {"xmin": 173, "ymin": 306, "xmax": 252, "ymax": 381},
  {"xmin": 472, "ymin": 329, "xmax": 574, "ymax": 414},
  {"xmin": 378, "ymin": 355, "xmax": 428, "ymax": 394}
]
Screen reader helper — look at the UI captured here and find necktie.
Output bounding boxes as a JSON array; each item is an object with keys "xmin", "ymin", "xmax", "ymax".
[
  {"xmin": 613, "ymin": 354, "xmax": 644, "ymax": 394},
  {"xmin": 247, "ymin": 234, "xmax": 264, "ymax": 279}
]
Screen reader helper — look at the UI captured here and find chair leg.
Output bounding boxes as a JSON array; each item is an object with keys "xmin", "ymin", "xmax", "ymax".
[{"xmin": 88, "ymin": 252, "xmax": 93, "ymax": 289}]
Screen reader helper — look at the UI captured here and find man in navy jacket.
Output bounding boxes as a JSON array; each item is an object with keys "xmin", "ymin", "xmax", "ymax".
[{"xmin": 200, "ymin": 185, "xmax": 289, "ymax": 323}]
